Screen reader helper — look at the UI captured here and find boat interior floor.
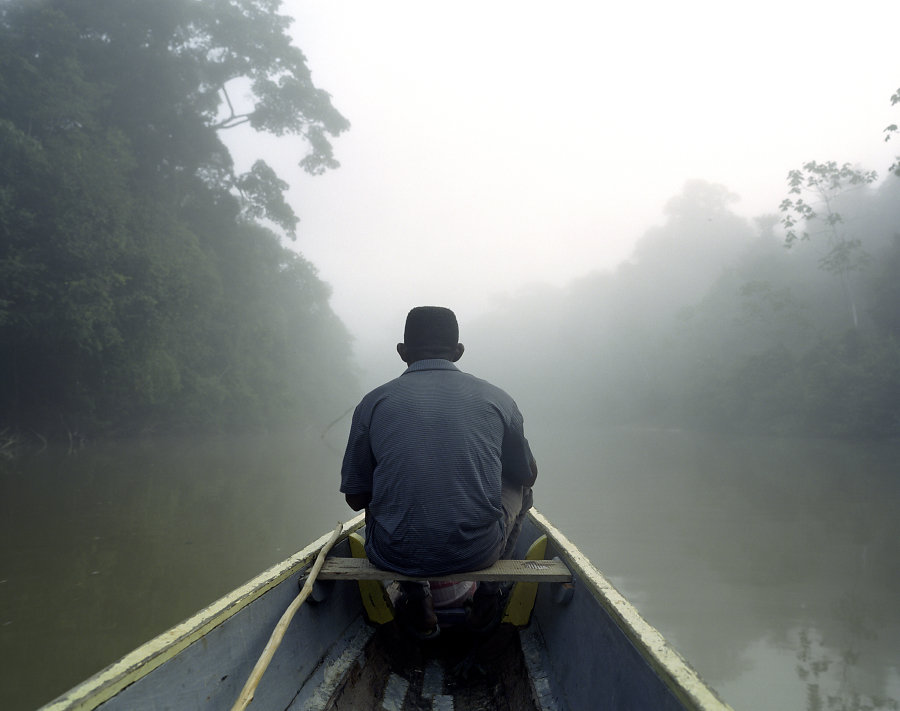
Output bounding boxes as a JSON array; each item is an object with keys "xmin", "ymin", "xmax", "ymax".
[{"xmin": 322, "ymin": 622, "xmax": 546, "ymax": 711}]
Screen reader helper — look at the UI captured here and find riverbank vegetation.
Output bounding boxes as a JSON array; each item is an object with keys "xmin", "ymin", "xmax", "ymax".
[
  {"xmin": 0, "ymin": 0, "xmax": 358, "ymax": 442},
  {"xmin": 1, "ymin": 1, "xmax": 896, "ymax": 443},
  {"xmin": 470, "ymin": 99, "xmax": 900, "ymax": 439}
]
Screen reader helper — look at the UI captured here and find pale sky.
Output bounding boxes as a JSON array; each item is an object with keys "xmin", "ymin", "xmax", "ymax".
[{"xmin": 229, "ymin": 0, "xmax": 898, "ymax": 364}]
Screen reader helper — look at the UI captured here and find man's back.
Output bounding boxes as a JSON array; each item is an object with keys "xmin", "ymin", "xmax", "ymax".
[
  {"xmin": 341, "ymin": 359, "xmax": 532, "ymax": 576},
  {"xmin": 340, "ymin": 306, "xmax": 536, "ymax": 637}
]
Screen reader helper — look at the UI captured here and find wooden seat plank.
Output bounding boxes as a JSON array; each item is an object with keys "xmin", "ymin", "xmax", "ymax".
[{"xmin": 316, "ymin": 557, "xmax": 571, "ymax": 583}]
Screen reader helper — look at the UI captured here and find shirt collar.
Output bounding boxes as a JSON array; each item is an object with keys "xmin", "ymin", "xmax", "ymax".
[{"xmin": 402, "ymin": 359, "xmax": 460, "ymax": 375}]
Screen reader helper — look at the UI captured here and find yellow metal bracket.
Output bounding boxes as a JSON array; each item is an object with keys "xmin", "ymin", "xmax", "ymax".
[
  {"xmin": 501, "ymin": 534, "xmax": 548, "ymax": 626},
  {"xmin": 348, "ymin": 532, "xmax": 395, "ymax": 624}
]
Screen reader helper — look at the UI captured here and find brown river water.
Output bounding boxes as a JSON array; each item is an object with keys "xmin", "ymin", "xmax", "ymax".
[{"xmin": 1, "ymin": 425, "xmax": 898, "ymax": 710}]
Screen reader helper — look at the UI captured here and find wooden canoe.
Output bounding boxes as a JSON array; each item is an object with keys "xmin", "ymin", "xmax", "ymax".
[{"xmin": 40, "ymin": 509, "xmax": 733, "ymax": 710}]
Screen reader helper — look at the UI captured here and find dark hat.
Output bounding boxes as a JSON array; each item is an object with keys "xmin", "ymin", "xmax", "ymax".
[{"xmin": 403, "ymin": 307, "xmax": 459, "ymax": 348}]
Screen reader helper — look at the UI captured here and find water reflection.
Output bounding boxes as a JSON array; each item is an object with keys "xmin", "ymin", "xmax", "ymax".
[
  {"xmin": 0, "ymin": 430, "xmax": 347, "ymax": 710},
  {"xmin": 795, "ymin": 594, "xmax": 900, "ymax": 711},
  {"xmin": 529, "ymin": 425, "xmax": 900, "ymax": 711}
]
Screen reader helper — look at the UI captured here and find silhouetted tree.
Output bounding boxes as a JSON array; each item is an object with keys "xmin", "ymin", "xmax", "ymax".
[
  {"xmin": 884, "ymin": 87, "xmax": 900, "ymax": 178},
  {"xmin": 0, "ymin": 0, "xmax": 356, "ymax": 438},
  {"xmin": 779, "ymin": 161, "xmax": 877, "ymax": 328}
]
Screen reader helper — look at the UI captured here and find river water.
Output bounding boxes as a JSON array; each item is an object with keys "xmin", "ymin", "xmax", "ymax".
[{"xmin": 1, "ymin": 425, "xmax": 898, "ymax": 710}]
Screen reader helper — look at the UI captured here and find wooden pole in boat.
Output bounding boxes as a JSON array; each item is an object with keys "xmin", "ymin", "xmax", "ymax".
[{"xmin": 231, "ymin": 522, "xmax": 344, "ymax": 711}]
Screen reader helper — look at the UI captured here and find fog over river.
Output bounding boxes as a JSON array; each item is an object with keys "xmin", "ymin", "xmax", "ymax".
[{"xmin": 1, "ymin": 426, "xmax": 898, "ymax": 710}]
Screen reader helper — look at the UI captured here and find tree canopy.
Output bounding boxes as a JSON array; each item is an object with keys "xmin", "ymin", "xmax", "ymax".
[
  {"xmin": 0, "ymin": 0, "xmax": 357, "ymax": 440},
  {"xmin": 468, "ymin": 172, "xmax": 900, "ymax": 439},
  {"xmin": 465, "ymin": 85, "xmax": 900, "ymax": 440}
]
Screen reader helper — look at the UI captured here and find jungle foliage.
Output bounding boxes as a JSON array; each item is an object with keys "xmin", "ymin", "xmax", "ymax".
[
  {"xmin": 0, "ymin": 0, "xmax": 357, "ymax": 440},
  {"xmin": 471, "ymin": 130, "xmax": 900, "ymax": 439}
]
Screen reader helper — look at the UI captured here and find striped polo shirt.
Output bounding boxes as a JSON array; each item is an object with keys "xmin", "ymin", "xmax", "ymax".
[{"xmin": 340, "ymin": 359, "xmax": 535, "ymax": 576}]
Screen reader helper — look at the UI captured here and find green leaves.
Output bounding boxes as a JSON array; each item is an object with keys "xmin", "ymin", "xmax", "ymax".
[
  {"xmin": 779, "ymin": 160, "xmax": 876, "ymax": 250},
  {"xmin": 887, "ymin": 88, "xmax": 900, "ymax": 177},
  {"xmin": 782, "ymin": 86, "xmax": 899, "ymax": 265},
  {"xmin": 0, "ymin": 0, "xmax": 356, "ymax": 438},
  {"xmin": 185, "ymin": 0, "xmax": 350, "ymax": 166},
  {"xmin": 778, "ymin": 160, "xmax": 877, "ymax": 328},
  {"xmin": 235, "ymin": 160, "xmax": 299, "ymax": 236}
]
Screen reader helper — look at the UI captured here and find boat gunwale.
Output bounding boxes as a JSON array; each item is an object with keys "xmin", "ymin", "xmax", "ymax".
[
  {"xmin": 39, "ymin": 513, "xmax": 366, "ymax": 711},
  {"xmin": 527, "ymin": 509, "xmax": 733, "ymax": 711},
  {"xmin": 41, "ymin": 508, "xmax": 732, "ymax": 711}
]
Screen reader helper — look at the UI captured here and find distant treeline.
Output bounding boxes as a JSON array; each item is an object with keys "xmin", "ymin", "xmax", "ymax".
[
  {"xmin": 0, "ymin": 0, "xmax": 358, "ymax": 441},
  {"xmin": 472, "ymin": 175, "xmax": 900, "ymax": 439}
]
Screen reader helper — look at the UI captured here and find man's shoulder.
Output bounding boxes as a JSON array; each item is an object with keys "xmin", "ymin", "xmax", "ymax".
[
  {"xmin": 458, "ymin": 371, "xmax": 519, "ymax": 407},
  {"xmin": 358, "ymin": 365, "xmax": 518, "ymax": 408},
  {"xmin": 354, "ymin": 377, "xmax": 401, "ymax": 410}
]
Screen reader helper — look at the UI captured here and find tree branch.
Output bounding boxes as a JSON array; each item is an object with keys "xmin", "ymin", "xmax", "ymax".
[
  {"xmin": 212, "ymin": 84, "xmax": 253, "ymax": 130},
  {"xmin": 212, "ymin": 115, "xmax": 252, "ymax": 130}
]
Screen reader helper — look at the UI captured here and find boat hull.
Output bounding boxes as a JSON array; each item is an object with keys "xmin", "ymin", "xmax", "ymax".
[
  {"xmin": 520, "ymin": 510, "xmax": 727, "ymax": 710},
  {"xmin": 41, "ymin": 518, "xmax": 369, "ymax": 711},
  {"xmin": 41, "ymin": 510, "xmax": 730, "ymax": 710}
]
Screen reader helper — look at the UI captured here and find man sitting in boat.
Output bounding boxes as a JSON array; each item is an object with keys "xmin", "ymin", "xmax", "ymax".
[{"xmin": 340, "ymin": 306, "xmax": 538, "ymax": 638}]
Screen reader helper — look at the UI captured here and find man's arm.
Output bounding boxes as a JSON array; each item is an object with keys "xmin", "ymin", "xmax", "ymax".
[
  {"xmin": 525, "ymin": 456, "xmax": 538, "ymax": 487},
  {"xmin": 501, "ymin": 404, "xmax": 537, "ymax": 487},
  {"xmin": 341, "ymin": 401, "xmax": 375, "ymax": 511},
  {"xmin": 345, "ymin": 492, "xmax": 371, "ymax": 511}
]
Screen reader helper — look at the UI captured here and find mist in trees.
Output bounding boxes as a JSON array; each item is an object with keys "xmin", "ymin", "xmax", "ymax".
[
  {"xmin": 0, "ymin": 0, "xmax": 358, "ymax": 441},
  {"xmin": 2, "ymin": 0, "xmax": 896, "ymax": 444},
  {"xmin": 467, "ymin": 170, "xmax": 900, "ymax": 439}
]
